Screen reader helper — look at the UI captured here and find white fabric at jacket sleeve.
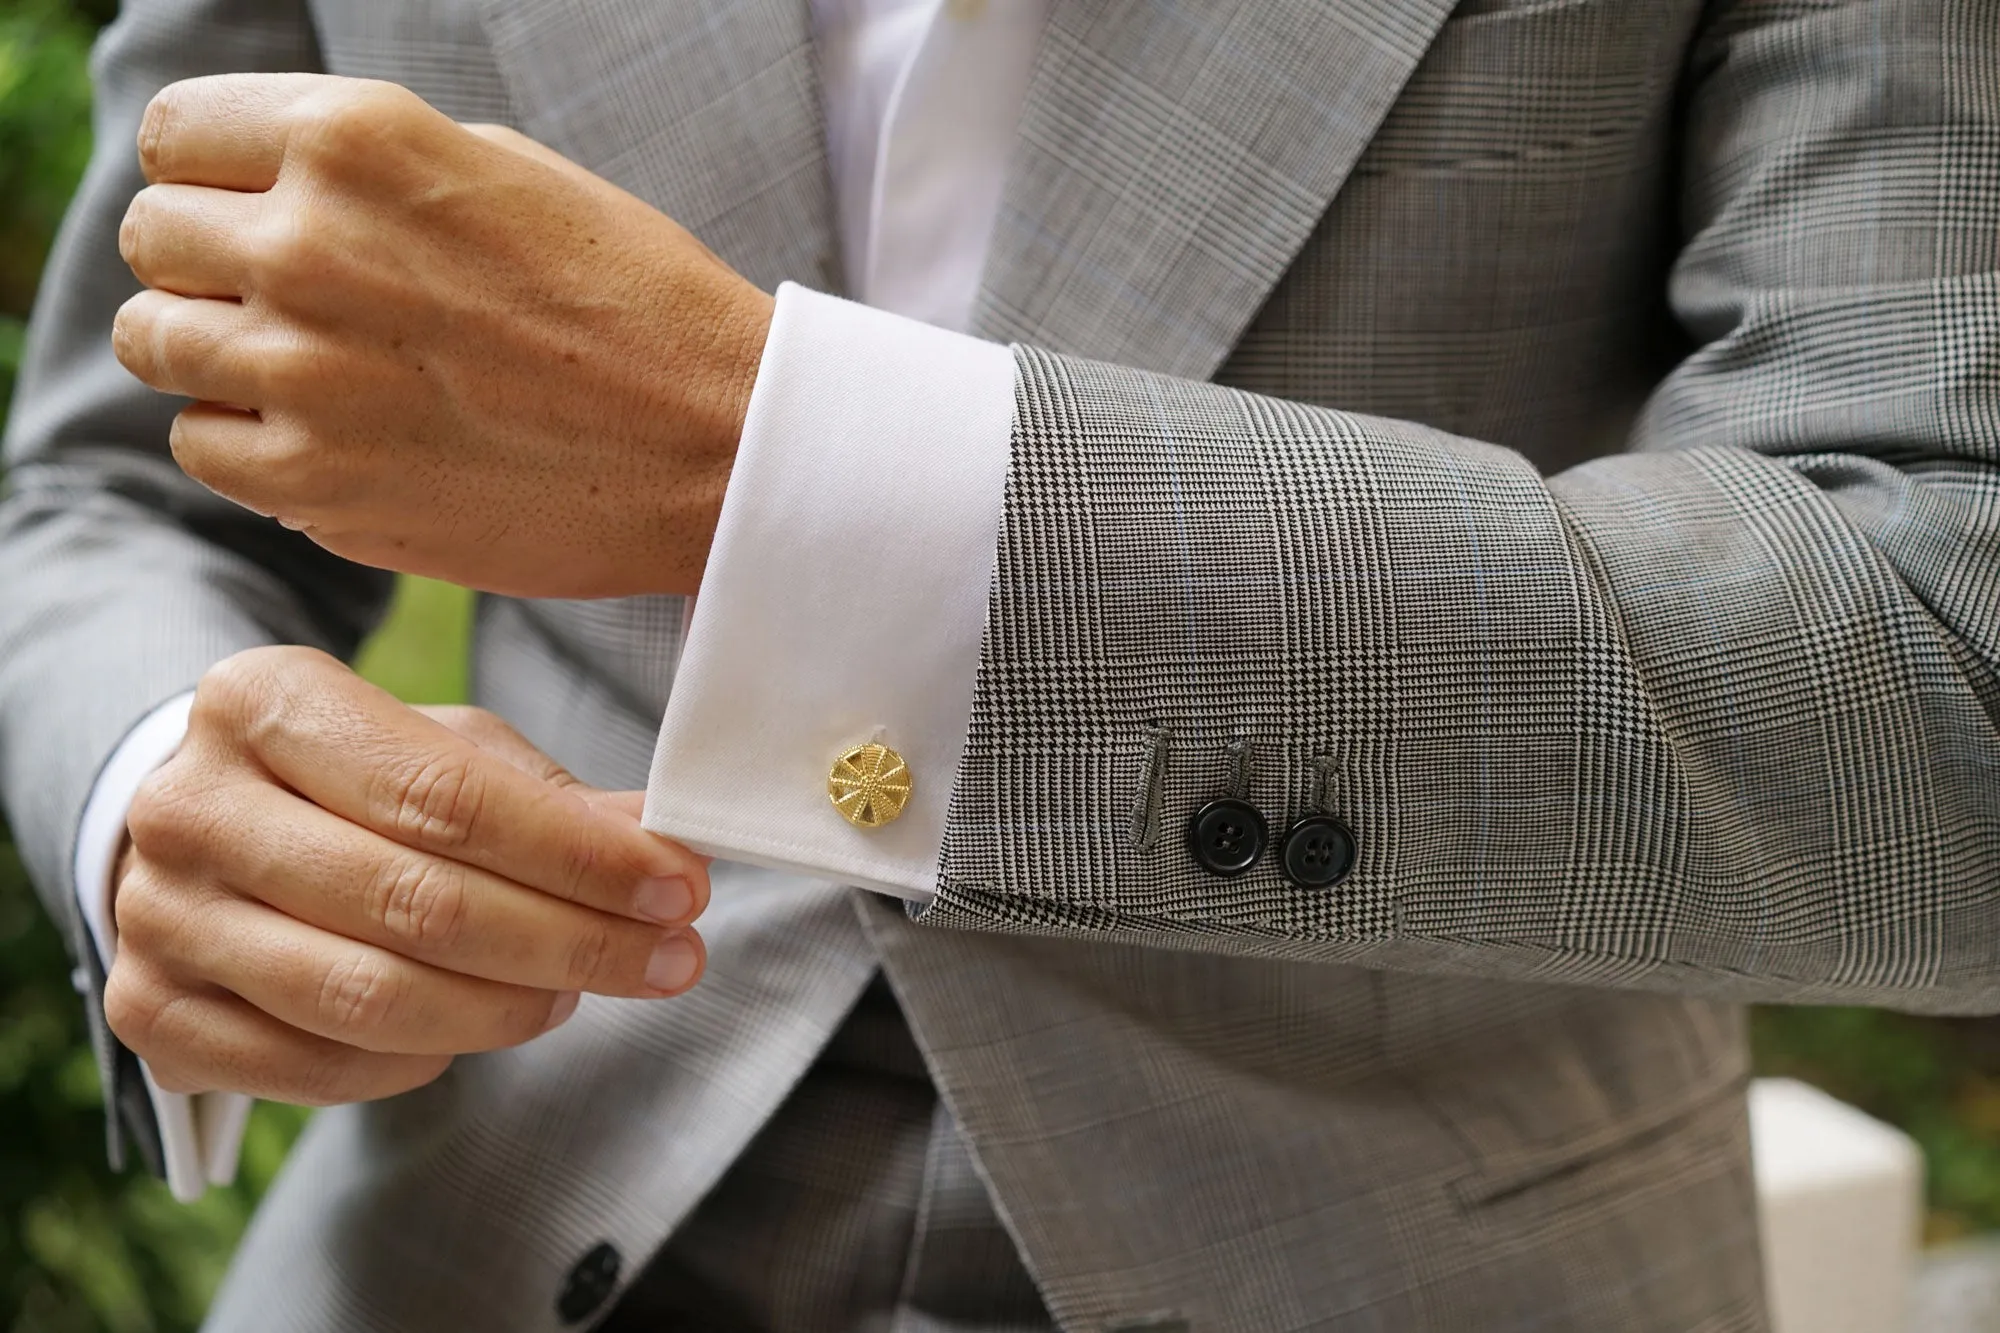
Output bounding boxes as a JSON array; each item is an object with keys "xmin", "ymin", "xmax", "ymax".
[
  {"xmin": 74, "ymin": 690, "xmax": 251, "ymax": 1201},
  {"xmin": 644, "ymin": 282, "xmax": 1016, "ymax": 900}
]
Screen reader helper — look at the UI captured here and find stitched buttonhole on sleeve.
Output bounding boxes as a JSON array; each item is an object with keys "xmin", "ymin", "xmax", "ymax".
[
  {"xmin": 1225, "ymin": 736, "xmax": 1254, "ymax": 800},
  {"xmin": 1129, "ymin": 726, "xmax": 1170, "ymax": 851},
  {"xmin": 1310, "ymin": 755, "xmax": 1341, "ymax": 814}
]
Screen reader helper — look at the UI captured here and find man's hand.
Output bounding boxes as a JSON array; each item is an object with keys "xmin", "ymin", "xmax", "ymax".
[
  {"xmin": 110, "ymin": 73, "xmax": 774, "ymax": 599},
  {"xmin": 103, "ymin": 646, "xmax": 711, "ymax": 1106}
]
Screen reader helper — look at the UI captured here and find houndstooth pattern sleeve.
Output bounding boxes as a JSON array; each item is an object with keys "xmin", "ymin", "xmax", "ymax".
[{"xmin": 921, "ymin": 0, "xmax": 2000, "ymax": 1014}]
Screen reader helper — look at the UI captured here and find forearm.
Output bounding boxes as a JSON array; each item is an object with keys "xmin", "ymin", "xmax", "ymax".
[{"xmin": 918, "ymin": 345, "xmax": 2000, "ymax": 1012}]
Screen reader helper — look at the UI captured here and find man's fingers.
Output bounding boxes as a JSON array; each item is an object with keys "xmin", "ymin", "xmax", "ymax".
[
  {"xmin": 120, "ymin": 183, "xmax": 259, "ymax": 298},
  {"xmin": 138, "ymin": 73, "xmax": 332, "ymax": 189},
  {"xmin": 143, "ymin": 74, "xmax": 451, "ymax": 191},
  {"xmin": 199, "ymin": 778, "xmax": 702, "ymax": 996},
  {"xmin": 195, "ymin": 649, "xmax": 710, "ymax": 925},
  {"xmin": 165, "ymin": 403, "xmax": 331, "ymax": 527},
  {"xmin": 584, "ymin": 789, "xmax": 649, "ymax": 822},
  {"xmin": 172, "ymin": 893, "xmax": 581, "ymax": 1056},
  {"xmin": 415, "ymin": 707, "xmax": 713, "ymax": 870},
  {"xmin": 113, "ymin": 288, "xmax": 264, "ymax": 405},
  {"xmin": 104, "ymin": 965, "xmax": 450, "ymax": 1106},
  {"xmin": 414, "ymin": 705, "xmax": 581, "ymax": 788}
]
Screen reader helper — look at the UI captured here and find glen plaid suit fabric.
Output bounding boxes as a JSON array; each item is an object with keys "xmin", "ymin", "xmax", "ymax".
[
  {"xmin": 3, "ymin": 0, "xmax": 1996, "ymax": 1327},
  {"xmin": 921, "ymin": 0, "xmax": 2000, "ymax": 1003}
]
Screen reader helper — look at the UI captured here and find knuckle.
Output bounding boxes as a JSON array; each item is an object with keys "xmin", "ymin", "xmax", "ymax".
[
  {"xmin": 287, "ymin": 1048, "xmax": 368, "ymax": 1107},
  {"xmin": 249, "ymin": 335, "xmax": 317, "ymax": 403},
  {"xmin": 153, "ymin": 305, "xmax": 230, "ymax": 386},
  {"xmin": 293, "ymin": 81, "xmax": 415, "ymax": 166},
  {"xmin": 369, "ymin": 856, "xmax": 468, "ymax": 955},
  {"xmin": 193, "ymin": 650, "xmax": 277, "ymax": 733},
  {"xmin": 256, "ymin": 416, "xmax": 328, "ymax": 490},
  {"xmin": 315, "ymin": 952, "xmax": 403, "ymax": 1038},
  {"xmin": 197, "ymin": 407, "xmax": 329, "ymax": 518},
  {"xmin": 110, "ymin": 294, "xmax": 151, "ymax": 372},
  {"xmin": 246, "ymin": 209, "xmax": 327, "ymax": 291},
  {"xmin": 137, "ymin": 90, "xmax": 178, "ymax": 178},
  {"xmin": 503, "ymin": 1003, "xmax": 554, "ymax": 1049},
  {"xmin": 578, "ymin": 823, "xmax": 655, "ymax": 902},
  {"xmin": 101, "ymin": 966, "xmax": 149, "ymax": 1049},
  {"xmin": 549, "ymin": 817, "xmax": 617, "ymax": 904},
  {"xmin": 166, "ymin": 411, "xmax": 228, "ymax": 495},
  {"xmin": 561, "ymin": 920, "xmax": 619, "ymax": 989},
  {"xmin": 125, "ymin": 764, "xmax": 199, "ymax": 862},
  {"xmin": 118, "ymin": 190, "xmax": 158, "ymax": 270},
  {"xmin": 109, "ymin": 856, "xmax": 169, "ymax": 944},
  {"xmin": 194, "ymin": 645, "xmax": 325, "ymax": 743},
  {"xmin": 381, "ymin": 752, "xmax": 485, "ymax": 850},
  {"xmin": 103, "ymin": 960, "xmax": 178, "ymax": 1057}
]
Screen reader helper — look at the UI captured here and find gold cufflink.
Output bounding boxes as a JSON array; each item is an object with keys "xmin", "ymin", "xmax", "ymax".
[{"xmin": 828, "ymin": 742, "xmax": 912, "ymax": 829}]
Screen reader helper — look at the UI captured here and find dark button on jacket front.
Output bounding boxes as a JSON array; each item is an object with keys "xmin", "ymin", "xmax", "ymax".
[
  {"xmin": 558, "ymin": 1242, "xmax": 622, "ymax": 1324},
  {"xmin": 1280, "ymin": 814, "xmax": 1355, "ymax": 888},
  {"xmin": 1187, "ymin": 797, "xmax": 1267, "ymax": 877}
]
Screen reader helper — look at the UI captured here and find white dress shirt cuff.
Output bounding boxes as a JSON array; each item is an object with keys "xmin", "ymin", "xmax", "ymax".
[
  {"xmin": 75, "ymin": 690, "xmax": 252, "ymax": 1202},
  {"xmin": 644, "ymin": 283, "xmax": 1016, "ymax": 899}
]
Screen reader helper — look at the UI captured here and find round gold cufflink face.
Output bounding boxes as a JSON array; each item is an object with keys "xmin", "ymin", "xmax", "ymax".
[{"xmin": 828, "ymin": 743, "xmax": 912, "ymax": 829}]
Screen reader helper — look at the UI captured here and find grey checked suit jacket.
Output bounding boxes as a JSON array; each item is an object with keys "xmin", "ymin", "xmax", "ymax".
[{"xmin": 5, "ymin": 0, "xmax": 1998, "ymax": 1328}]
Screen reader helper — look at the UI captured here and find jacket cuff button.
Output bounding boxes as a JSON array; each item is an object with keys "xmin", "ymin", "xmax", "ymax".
[
  {"xmin": 1279, "ymin": 814, "xmax": 1355, "ymax": 888},
  {"xmin": 1187, "ymin": 797, "xmax": 1267, "ymax": 877}
]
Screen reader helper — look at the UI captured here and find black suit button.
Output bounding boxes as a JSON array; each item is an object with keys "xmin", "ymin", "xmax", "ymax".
[
  {"xmin": 1280, "ymin": 814, "xmax": 1355, "ymax": 888},
  {"xmin": 1187, "ymin": 797, "xmax": 1267, "ymax": 877},
  {"xmin": 557, "ymin": 1241, "xmax": 621, "ymax": 1324}
]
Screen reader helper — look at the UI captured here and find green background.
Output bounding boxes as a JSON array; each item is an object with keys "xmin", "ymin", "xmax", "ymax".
[{"xmin": 1, "ymin": 2, "xmax": 1997, "ymax": 1327}]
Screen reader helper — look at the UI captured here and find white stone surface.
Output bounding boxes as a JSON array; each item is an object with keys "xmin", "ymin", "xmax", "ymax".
[{"xmin": 1752, "ymin": 1077, "xmax": 1924, "ymax": 1333}]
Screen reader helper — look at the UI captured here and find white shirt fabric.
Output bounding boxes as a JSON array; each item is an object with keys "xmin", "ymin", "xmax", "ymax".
[
  {"xmin": 73, "ymin": 688, "xmax": 250, "ymax": 1197},
  {"xmin": 78, "ymin": 0, "xmax": 1041, "ymax": 1198}
]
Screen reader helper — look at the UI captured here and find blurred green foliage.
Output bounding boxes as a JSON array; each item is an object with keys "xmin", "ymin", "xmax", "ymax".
[
  {"xmin": 0, "ymin": 0, "xmax": 106, "ymax": 364},
  {"xmin": 1, "ymin": 0, "xmax": 1997, "ymax": 1329}
]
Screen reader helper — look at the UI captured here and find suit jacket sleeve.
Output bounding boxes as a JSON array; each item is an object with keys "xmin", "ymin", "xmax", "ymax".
[
  {"xmin": 919, "ymin": 0, "xmax": 2000, "ymax": 1014},
  {"xmin": 0, "ymin": 0, "xmax": 391, "ymax": 1169}
]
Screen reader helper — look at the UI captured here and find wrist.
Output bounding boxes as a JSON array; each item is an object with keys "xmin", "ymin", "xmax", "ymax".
[
  {"xmin": 714, "ymin": 282, "xmax": 775, "ymax": 455},
  {"xmin": 667, "ymin": 279, "xmax": 773, "ymax": 595},
  {"xmin": 640, "ymin": 278, "xmax": 772, "ymax": 592}
]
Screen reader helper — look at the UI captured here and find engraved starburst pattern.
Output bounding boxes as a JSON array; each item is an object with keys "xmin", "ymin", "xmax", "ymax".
[{"xmin": 827, "ymin": 743, "xmax": 913, "ymax": 829}]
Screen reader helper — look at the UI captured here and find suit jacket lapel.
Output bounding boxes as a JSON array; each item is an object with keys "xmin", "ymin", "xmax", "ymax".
[
  {"xmin": 972, "ymin": 0, "xmax": 1461, "ymax": 380},
  {"xmin": 475, "ymin": 0, "xmax": 841, "ymax": 297}
]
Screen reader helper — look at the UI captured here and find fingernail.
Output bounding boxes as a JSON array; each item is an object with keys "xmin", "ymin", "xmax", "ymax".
[
  {"xmin": 645, "ymin": 935, "xmax": 701, "ymax": 993},
  {"xmin": 635, "ymin": 876, "xmax": 693, "ymax": 924},
  {"xmin": 543, "ymin": 991, "xmax": 581, "ymax": 1032}
]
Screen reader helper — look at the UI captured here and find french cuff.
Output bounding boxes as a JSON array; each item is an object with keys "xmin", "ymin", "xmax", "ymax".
[
  {"xmin": 75, "ymin": 690, "xmax": 252, "ymax": 1201},
  {"xmin": 644, "ymin": 283, "xmax": 1016, "ymax": 900}
]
